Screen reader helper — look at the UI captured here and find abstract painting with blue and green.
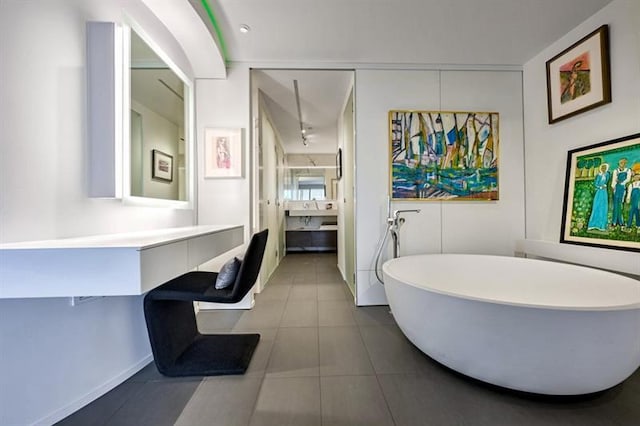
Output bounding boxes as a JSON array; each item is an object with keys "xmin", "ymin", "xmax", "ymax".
[{"xmin": 389, "ymin": 111, "xmax": 499, "ymax": 200}]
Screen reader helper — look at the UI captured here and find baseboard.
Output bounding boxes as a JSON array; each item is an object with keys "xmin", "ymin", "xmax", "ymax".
[
  {"xmin": 33, "ymin": 354, "xmax": 153, "ymax": 426},
  {"xmin": 337, "ymin": 264, "xmax": 356, "ymax": 298},
  {"xmin": 337, "ymin": 263, "xmax": 346, "ymax": 281}
]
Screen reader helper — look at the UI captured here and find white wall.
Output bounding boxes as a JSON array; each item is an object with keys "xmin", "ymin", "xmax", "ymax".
[
  {"xmin": 196, "ymin": 66, "xmax": 251, "ymax": 238},
  {"xmin": 355, "ymin": 70, "xmax": 525, "ymax": 305},
  {"xmin": 195, "ymin": 65, "xmax": 255, "ymax": 309},
  {"xmin": 522, "ymin": 0, "xmax": 640, "ymax": 268},
  {"xmin": 0, "ymin": 1, "xmax": 197, "ymax": 424}
]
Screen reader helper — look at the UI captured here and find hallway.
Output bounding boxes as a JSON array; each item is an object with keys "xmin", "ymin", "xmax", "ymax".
[{"xmin": 58, "ymin": 253, "xmax": 640, "ymax": 425}]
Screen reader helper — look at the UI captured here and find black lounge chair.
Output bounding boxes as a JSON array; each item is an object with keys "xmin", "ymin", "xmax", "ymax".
[{"xmin": 143, "ymin": 229, "xmax": 268, "ymax": 377}]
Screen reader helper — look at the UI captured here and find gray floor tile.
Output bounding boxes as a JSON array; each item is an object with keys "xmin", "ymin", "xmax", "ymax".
[
  {"xmin": 288, "ymin": 284, "xmax": 318, "ymax": 301},
  {"xmin": 106, "ymin": 380, "xmax": 201, "ymax": 426},
  {"xmin": 317, "ymin": 271, "xmax": 343, "ymax": 284},
  {"xmin": 57, "ymin": 382, "xmax": 143, "ymax": 426},
  {"xmin": 249, "ymin": 377, "xmax": 321, "ymax": 426},
  {"xmin": 317, "ymin": 284, "xmax": 348, "ymax": 301},
  {"xmin": 359, "ymin": 325, "xmax": 426, "ymax": 374},
  {"xmin": 320, "ymin": 376, "xmax": 394, "ymax": 426},
  {"xmin": 128, "ymin": 362, "xmax": 201, "ymax": 383},
  {"xmin": 378, "ymin": 372, "xmax": 481, "ymax": 426},
  {"xmin": 256, "ymin": 284, "xmax": 291, "ymax": 301},
  {"xmin": 174, "ymin": 376, "xmax": 262, "ymax": 426},
  {"xmin": 293, "ymin": 273, "xmax": 317, "ymax": 284},
  {"xmin": 196, "ymin": 309, "xmax": 244, "ymax": 332},
  {"xmin": 232, "ymin": 300, "xmax": 286, "ymax": 331},
  {"xmin": 265, "ymin": 274, "xmax": 293, "ymax": 285},
  {"xmin": 319, "ymin": 327, "xmax": 374, "ymax": 376},
  {"xmin": 242, "ymin": 328, "xmax": 278, "ymax": 378},
  {"xmin": 353, "ymin": 305, "xmax": 396, "ymax": 326},
  {"xmin": 280, "ymin": 300, "xmax": 318, "ymax": 327},
  {"xmin": 266, "ymin": 327, "xmax": 319, "ymax": 378},
  {"xmin": 318, "ymin": 300, "xmax": 356, "ymax": 327}
]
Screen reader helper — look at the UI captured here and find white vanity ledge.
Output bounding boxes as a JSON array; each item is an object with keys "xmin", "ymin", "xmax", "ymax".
[
  {"xmin": 288, "ymin": 210, "xmax": 338, "ymax": 217},
  {"xmin": 515, "ymin": 239, "xmax": 640, "ymax": 277},
  {"xmin": 0, "ymin": 225, "xmax": 244, "ymax": 299}
]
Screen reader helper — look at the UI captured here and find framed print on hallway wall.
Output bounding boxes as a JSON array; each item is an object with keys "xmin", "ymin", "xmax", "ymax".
[
  {"xmin": 560, "ymin": 133, "xmax": 640, "ymax": 252},
  {"xmin": 204, "ymin": 128, "xmax": 243, "ymax": 178},
  {"xmin": 546, "ymin": 25, "xmax": 611, "ymax": 124},
  {"xmin": 152, "ymin": 149, "xmax": 173, "ymax": 182}
]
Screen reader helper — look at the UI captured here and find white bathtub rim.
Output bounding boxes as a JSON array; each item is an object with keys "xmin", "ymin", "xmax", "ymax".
[{"xmin": 382, "ymin": 254, "xmax": 640, "ymax": 311}]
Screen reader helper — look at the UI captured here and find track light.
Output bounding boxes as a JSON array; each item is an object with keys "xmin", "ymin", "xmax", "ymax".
[{"xmin": 294, "ymin": 79, "xmax": 308, "ymax": 147}]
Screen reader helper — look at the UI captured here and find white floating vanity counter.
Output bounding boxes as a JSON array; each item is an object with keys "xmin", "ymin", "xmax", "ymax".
[{"xmin": 0, "ymin": 225, "xmax": 244, "ymax": 298}]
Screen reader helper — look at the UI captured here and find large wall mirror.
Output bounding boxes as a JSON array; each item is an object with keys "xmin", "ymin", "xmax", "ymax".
[
  {"xmin": 125, "ymin": 27, "xmax": 193, "ymax": 206},
  {"xmin": 284, "ymin": 167, "xmax": 338, "ymax": 201}
]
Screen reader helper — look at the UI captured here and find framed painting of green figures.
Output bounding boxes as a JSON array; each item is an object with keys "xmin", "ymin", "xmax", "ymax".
[
  {"xmin": 560, "ymin": 133, "xmax": 640, "ymax": 252},
  {"xmin": 389, "ymin": 111, "xmax": 499, "ymax": 201}
]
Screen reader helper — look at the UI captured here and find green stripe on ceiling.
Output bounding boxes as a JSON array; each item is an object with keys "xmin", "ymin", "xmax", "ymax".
[{"xmin": 200, "ymin": 0, "xmax": 229, "ymax": 63}]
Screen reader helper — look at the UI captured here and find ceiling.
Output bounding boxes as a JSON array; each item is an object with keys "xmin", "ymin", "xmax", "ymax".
[
  {"xmin": 254, "ymin": 70, "xmax": 352, "ymax": 154},
  {"xmin": 192, "ymin": 0, "xmax": 614, "ymax": 154},
  {"xmin": 206, "ymin": 0, "xmax": 612, "ymax": 66}
]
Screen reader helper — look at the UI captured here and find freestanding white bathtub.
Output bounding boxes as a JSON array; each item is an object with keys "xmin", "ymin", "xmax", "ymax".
[{"xmin": 382, "ymin": 254, "xmax": 640, "ymax": 395}]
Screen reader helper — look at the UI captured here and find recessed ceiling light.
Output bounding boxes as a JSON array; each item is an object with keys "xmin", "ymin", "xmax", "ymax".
[{"xmin": 239, "ymin": 24, "xmax": 251, "ymax": 33}]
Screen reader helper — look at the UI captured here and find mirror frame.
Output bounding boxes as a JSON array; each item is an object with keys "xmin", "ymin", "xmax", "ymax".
[{"xmin": 121, "ymin": 22, "xmax": 195, "ymax": 209}]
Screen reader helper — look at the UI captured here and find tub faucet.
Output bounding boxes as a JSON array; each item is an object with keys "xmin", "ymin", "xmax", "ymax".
[
  {"xmin": 374, "ymin": 208, "xmax": 422, "ymax": 284},
  {"xmin": 392, "ymin": 209, "xmax": 421, "ymax": 222},
  {"xmin": 389, "ymin": 209, "xmax": 421, "ymax": 258}
]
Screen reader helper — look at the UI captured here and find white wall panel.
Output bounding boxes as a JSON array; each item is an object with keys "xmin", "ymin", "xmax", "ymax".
[
  {"xmin": 355, "ymin": 69, "xmax": 525, "ymax": 305},
  {"xmin": 354, "ymin": 70, "xmax": 441, "ymax": 305},
  {"xmin": 440, "ymin": 71, "xmax": 525, "ymax": 255}
]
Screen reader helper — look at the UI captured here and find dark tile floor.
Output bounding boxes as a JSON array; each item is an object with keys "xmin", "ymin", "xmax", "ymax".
[{"xmin": 57, "ymin": 253, "xmax": 640, "ymax": 426}]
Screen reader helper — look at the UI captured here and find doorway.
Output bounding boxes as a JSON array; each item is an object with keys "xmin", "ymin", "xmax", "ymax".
[{"xmin": 250, "ymin": 69, "xmax": 356, "ymax": 293}]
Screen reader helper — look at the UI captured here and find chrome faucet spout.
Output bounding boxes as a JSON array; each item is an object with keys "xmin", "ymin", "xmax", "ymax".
[{"xmin": 392, "ymin": 209, "xmax": 421, "ymax": 220}]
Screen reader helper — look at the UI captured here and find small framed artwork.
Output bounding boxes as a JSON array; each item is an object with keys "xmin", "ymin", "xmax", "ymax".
[
  {"xmin": 336, "ymin": 148, "xmax": 343, "ymax": 180},
  {"xmin": 204, "ymin": 128, "xmax": 243, "ymax": 178},
  {"xmin": 560, "ymin": 133, "xmax": 640, "ymax": 252},
  {"xmin": 152, "ymin": 149, "xmax": 173, "ymax": 182},
  {"xmin": 546, "ymin": 25, "xmax": 611, "ymax": 124}
]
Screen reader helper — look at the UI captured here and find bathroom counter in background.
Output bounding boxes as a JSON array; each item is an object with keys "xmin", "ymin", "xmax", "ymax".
[
  {"xmin": 288, "ymin": 209, "xmax": 338, "ymax": 217},
  {"xmin": 0, "ymin": 225, "xmax": 244, "ymax": 298},
  {"xmin": 285, "ymin": 210, "xmax": 337, "ymax": 252}
]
